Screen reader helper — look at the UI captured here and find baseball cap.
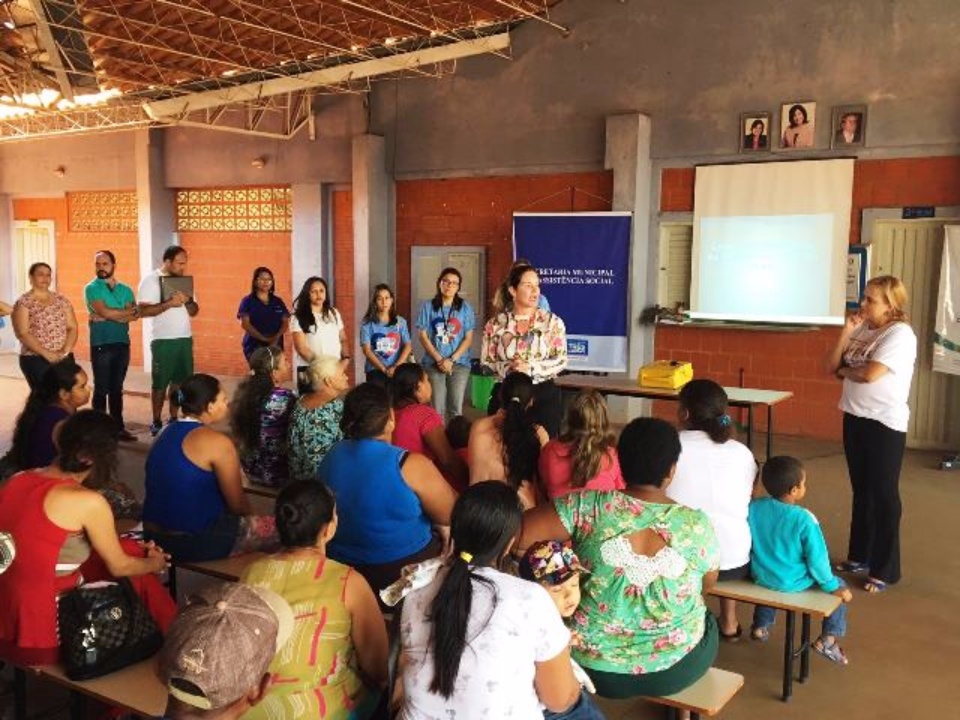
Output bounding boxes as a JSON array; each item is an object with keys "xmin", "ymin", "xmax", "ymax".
[
  {"xmin": 160, "ymin": 582, "xmax": 294, "ymax": 710},
  {"xmin": 518, "ymin": 540, "xmax": 585, "ymax": 586}
]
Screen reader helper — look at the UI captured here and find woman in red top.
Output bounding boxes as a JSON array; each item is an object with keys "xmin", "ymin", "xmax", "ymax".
[
  {"xmin": 538, "ymin": 389, "xmax": 624, "ymax": 499},
  {"xmin": 0, "ymin": 411, "xmax": 170, "ymax": 665},
  {"xmin": 390, "ymin": 363, "xmax": 469, "ymax": 492}
]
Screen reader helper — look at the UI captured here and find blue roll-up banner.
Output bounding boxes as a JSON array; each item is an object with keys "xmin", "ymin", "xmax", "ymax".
[{"xmin": 513, "ymin": 212, "xmax": 632, "ymax": 372}]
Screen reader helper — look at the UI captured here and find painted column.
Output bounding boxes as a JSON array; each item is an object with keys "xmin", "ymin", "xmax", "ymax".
[
  {"xmin": 291, "ymin": 183, "xmax": 325, "ymax": 298},
  {"xmin": 604, "ymin": 113, "xmax": 653, "ymax": 422}
]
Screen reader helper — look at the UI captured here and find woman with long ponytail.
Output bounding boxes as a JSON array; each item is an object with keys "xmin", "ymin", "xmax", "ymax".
[{"xmin": 399, "ymin": 482, "xmax": 586, "ymax": 717}]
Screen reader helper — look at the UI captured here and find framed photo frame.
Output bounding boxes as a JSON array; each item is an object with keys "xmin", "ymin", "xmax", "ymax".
[
  {"xmin": 779, "ymin": 101, "xmax": 816, "ymax": 149},
  {"xmin": 831, "ymin": 104, "xmax": 867, "ymax": 148},
  {"xmin": 739, "ymin": 111, "xmax": 772, "ymax": 153}
]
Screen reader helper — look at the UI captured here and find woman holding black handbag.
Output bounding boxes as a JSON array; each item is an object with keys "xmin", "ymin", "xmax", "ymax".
[{"xmin": 0, "ymin": 410, "xmax": 172, "ymax": 666}]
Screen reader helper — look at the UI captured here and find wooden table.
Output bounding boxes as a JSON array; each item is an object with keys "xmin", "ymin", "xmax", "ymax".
[{"xmin": 555, "ymin": 374, "xmax": 793, "ymax": 460}]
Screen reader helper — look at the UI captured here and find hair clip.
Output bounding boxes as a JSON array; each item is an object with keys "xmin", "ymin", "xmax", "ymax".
[
  {"xmin": 508, "ymin": 396, "xmax": 522, "ymax": 404},
  {"xmin": 176, "ymin": 389, "xmax": 185, "ymax": 404},
  {"xmin": 459, "ymin": 551, "xmax": 473, "ymax": 563}
]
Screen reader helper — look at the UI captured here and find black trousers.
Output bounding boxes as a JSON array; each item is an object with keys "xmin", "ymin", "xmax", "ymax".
[
  {"xmin": 19, "ymin": 354, "xmax": 50, "ymax": 389},
  {"xmin": 488, "ymin": 378, "xmax": 562, "ymax": 438},
  {"xmin": 91, "ymin": 343, "xmax": 130, "ymax": 426},
  {"xmin": 843, "ymin": 412, "xmax": 905, "ymax": 584}
]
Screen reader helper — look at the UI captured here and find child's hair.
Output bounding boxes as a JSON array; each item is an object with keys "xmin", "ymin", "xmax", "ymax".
[
  {"xmin": 340, "ymin": 382, "xmax": 391, "ymax": 439},
  {"xmin": 617, "ymin": 417, "xmax": 681, "ymax": 488},
  {"xmin": 275, "ymin": 481, "xmax": 336, "ymax": 548},
  {"xmin": 678, "ymin": 379, "xmax": 732, "ymax": 444},
  {"xmin": 178, "ymin": 374, "xmax": 222, "ymax": 417},
  {"xmin": 558, "ymin": 389, "xmax": 615, "ymax": 488},
  {"xmin": 446, "ymin": 415, "xmax": 472, "ymax": 450},
  {"xmin": 518, "ymin": 540, "xmax": 584, "ymax": 586},
  {"xmin": 230, "ymin": 346, "xmax": 285, "ymax": 453},
  {"xmin": 761, "ymin": 455, "xmax": 805, "ymax": 498},
  {"xmin": 428, "ymin": 482, "xmax": 523, "ymax": 698},
  {"xmin": 498, "ymin": 372, "xmax": 540, "ymax": 491},
  {"xmin": 390, "ymin": 363, "xmax": 426, "ymax": 409}
]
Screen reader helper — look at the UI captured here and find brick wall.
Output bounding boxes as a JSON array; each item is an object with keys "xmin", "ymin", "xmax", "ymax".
[
  {"xmin": 331, "ymin": 189, "xmax": 355, "ymax": 382},
  {"xmin": 13, "ymin": 195, "xmax": 143, "ymax": 366},
  {"xmin": 655, "ymin": 155, "xmax": 960, "ymax": 440},
  {"xmin": 395, "ymin": 172, "xmax": 614, "ymax": 322}
]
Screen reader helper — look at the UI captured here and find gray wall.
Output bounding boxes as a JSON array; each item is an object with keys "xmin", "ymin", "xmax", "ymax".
[{"xmin": 370, "ymin": 0, "xmax": 960, "ymax": 177}]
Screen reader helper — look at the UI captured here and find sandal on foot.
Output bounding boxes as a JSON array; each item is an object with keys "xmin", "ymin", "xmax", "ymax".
[
  {"xmin": 864, "ymin": 578, "xmax": 888, "ymax": 593},
  {"xmin": 836, "ymin": 560, "xmax": 869, "ymax": 574},
  {"xmin": 750, "ymin": 626, "xmax": 770, "ymax": 642},
  {"xmin": 813, "ymin": 638, "xmax": 849, "ymax": 666},
  {"xmin": 719, "ymin": 624, "xmax": 742, "ymax": 643}
]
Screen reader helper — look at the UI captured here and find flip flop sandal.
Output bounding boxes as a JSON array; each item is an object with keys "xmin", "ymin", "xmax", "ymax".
[
  {"xmin": 813, "ymin": 638, "xmax": 849, "ymax": 666},
  {"xmin": 750, "ymin": 626, "xmax": 770, "ymax": 642},
  {"xmin": 719, "ymin": 624, "xmax": 743, "ymax": 643},
  {"xmin": 864, "ymin": 578, "xmax": 888, "ymax": 593},
  {"xmin": 836, "ymin": 560, "xmax": 869, "ymax": 574}
]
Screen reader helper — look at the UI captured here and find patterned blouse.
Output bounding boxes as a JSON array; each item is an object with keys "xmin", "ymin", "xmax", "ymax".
[
  {"xmin": 554, "ymin": 490, "xmax": 720, "ymax": 674},
  {"xmin": 14, "ymin": 292, "xmax": 72, "ymax": 356},
  {"xmin": 480, "ymin": 308, "xmax": 567, "ymax": 383},
  {"xmin": 287, "ymin": 397, "xmax": 344, "ymax": 483},
  {"xmin": 240, "ymin": 387, "xmax": 296, "ymax": 488}
]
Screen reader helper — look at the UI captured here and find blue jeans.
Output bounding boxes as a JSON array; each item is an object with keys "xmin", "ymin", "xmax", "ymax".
[
  {"xmin": 425, "ymin": 363, "xmax": 470, "ymax": 420},
  {"xmin": 543, "ymin": 690, "xmax": 606, "ymax": 720},
  {"xmin": 752, "ymin": 578, "xmax": 848, "ymax": 637},
  {"xmin": 91, "ymin": 343, "xmax": 130, "ymax": 427}
]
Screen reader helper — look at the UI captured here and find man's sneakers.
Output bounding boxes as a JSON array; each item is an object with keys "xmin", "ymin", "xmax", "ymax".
[{"xmin": 149, "ymin": 420, "xmax": 163, "ymax": 437}]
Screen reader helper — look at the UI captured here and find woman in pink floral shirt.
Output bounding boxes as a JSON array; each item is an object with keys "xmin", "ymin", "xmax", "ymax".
[
  {"xmin": 481, "ymin": 264, "xmax": 567, "ymax": 436},
  {"xmin": 12, "ymin": 262, "xmax": 78, "ymax": 389},
  {"xmin": 520, "ymin": 417, "xmax": 720, "ymax": 699}
]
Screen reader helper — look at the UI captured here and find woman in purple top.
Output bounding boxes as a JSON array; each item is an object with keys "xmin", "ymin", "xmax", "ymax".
[
  {"xmin": 229, "ymin": 346, "xmax": 296, "ymax": 488},
  {"xmin": 237, "ymin": 266, "xmax": 290, "ymax": 360}
]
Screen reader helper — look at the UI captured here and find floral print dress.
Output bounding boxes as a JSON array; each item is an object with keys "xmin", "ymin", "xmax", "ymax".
[
  {"xmin": 240, "ymin": 387, "xmax": 296, "ymax": 488},
  {"xmin": 480, "ymin": 308, "xmax": 567, "ymax": 382},
  {"xmin": 287, "ymin": 397, "xmax": 345, "ymax": 483},
  {"xmin": 554, "ymin": 490, "xmax": 720, "ymax": 674}
]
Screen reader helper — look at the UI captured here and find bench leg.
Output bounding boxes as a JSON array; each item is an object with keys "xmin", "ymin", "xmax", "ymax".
[
  {"xmin": 69, "ymin": 689, "xmax": 85, "ymax": 720},
  {"xmin": 782, "ymin": 610, "xmax": 796, "ymax": 702},
  {"xmin": 13, "ymin": 667, "xmax": 26, "ymax": 720},
  {"xmin": 799, "ymin": 613, "xmax": 812, "ymax": 683}
]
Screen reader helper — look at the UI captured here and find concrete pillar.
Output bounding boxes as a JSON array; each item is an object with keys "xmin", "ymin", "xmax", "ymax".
[
  {"xmin": 604, "ymin": 113, "xmax": 654, "ymax": 422},
  {"xmin": 291, "ymin": 183, "xmax": 325, "ymax": 297},
  {"xmin": 135, "ymin": 128, "xmax": 177, "ymax": 370},
  {"xmin": 351, "ymin": 134, "xmax": 395, "ymax": 362}
]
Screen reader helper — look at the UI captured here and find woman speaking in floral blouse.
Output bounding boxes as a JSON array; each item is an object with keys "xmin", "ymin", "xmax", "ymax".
[{"xmin": 480, "ymin": 263, "xmax": 567, "ymax": 436}]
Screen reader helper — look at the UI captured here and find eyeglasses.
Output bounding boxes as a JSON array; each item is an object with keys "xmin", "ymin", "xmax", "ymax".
[{"xmin": 440, "ymin": 279, "xmax": 460, "ymax": 287}]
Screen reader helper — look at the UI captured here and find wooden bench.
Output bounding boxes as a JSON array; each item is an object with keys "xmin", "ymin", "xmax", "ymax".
[
  {"xmin": 167, "ymin": 552, "xmax": 266, "ymax": 597},
  {"xmin": 640, "ymin": 667, "xmax": 744, "ymax": 719},
  {"xmin": 707, "ymin": 579, "xmax": 842, "ymax": 702},
  {"xmin": 12, "ymin": 657, "xmax": 166, "ymax": 720},
  {"xmin": 241, "ymin": 477, "xmax": 280, "ymax": 500}
]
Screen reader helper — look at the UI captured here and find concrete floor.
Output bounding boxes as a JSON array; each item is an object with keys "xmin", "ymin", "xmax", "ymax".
[{"xmin": 0, "ymin": 360, "xmax": 957, "ymax": 719}]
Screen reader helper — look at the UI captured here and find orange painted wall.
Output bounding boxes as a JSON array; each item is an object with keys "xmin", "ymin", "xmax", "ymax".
[
  {"xmin": 331, "ymin": 189, "xmax": 356, "ymax": 382},
  {"xmin": 395, "ymin": 172, "xmax": 614, "ymax": 324},
  {"xmin": 13, "ymin": 196, "xmax": 143, "ymax": 366},
  {"xmin": 655, "ymin": 155, "xmax": 960, "ymax": 440}
]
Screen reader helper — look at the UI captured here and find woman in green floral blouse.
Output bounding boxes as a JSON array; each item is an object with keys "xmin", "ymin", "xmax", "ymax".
[{"xmin": 519, "ymin": 417, "xmax": 720, "ymax": 698}]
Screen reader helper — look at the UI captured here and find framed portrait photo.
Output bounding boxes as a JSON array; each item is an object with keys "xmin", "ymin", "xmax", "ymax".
[
  {"xmin": 831, "ymin": 104, "xmax": 867, "ymax": 148},
  {"xmin": 740, "ymin": 111, "xmax": 772, "ymax": 153},
  {"xmin": 779, "ymin": 101, "xmax": 816, "ymax": 149}
]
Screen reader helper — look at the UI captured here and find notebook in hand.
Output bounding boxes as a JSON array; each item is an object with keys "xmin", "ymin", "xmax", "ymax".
[{"xmin": 159, "ymin": 275, "xmax": 194, "ymax": 302}]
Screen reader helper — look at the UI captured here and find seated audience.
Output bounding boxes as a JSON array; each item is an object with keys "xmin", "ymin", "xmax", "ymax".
[
  {"xmin": 468, "ymin": 372, "xmax": 547, "ymax": 509},
  {"xmin": 229, "ymin": 346, "xmax": 296, "ymax": 488},
  {"xmin": 749, "ymin": 456, "xmax": 853, "ymax": 665},
  {"xmin": 159, "ymin": 582, "xmax": 294, "ymax": 720},
  {"xmin": 391, "ymin": 363, "xmax": 469, "ymax": 492},
  {"xmin": 0, "ymin": 411, "xmax": 171, "ymax": 665},
  {"xmin": 287, "ymin": 355, "xmax": 349, "ymax": 483},
  {"xmin": 521, "ymin": 417, "xmax": 721, "ymax": 698},
  {"xmin": 666, "ymin": 379, "xmax": 757, "ymax": 641},
  {"xmin": 2, "ymin": 358, "xmax": 90, "ymax": 474},
  {"xmin": 143, "ymin": 374, "xmax": 279, "ymax": 562},
  {"xmin": 397, "ymin": 482, "xmax": 587, "ymax": 718},
  {"xmin": 539, "ymin": 389, "xmax": 624, "ymax": 499},
  {"xmin": 318, "ymin": 383, "xmax": 457, "ymax": 595},
  {"xmin": 242, "ymin": 481, "xmax": 388, "ymax": 719}
]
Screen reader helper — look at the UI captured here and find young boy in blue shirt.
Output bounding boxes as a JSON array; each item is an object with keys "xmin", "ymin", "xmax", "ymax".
[{"xmin": 748, "ymin": 456, "xmax": 853, "ymax": 665}]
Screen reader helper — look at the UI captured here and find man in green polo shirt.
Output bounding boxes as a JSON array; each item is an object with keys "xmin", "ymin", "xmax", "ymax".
[{"xmin": 84, "ymin": 250, "xmax": 139, "ymax": 441}]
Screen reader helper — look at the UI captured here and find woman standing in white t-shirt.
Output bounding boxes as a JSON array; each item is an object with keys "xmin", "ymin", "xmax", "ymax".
[
  {"xmin": 825, "ymin": 275, "xmax": 917, "ymax": 594},
  {"xmin": 290, "ymin": 277, "xmax": 349, "ymax": 394},
  {"xmin": 667, "ymin": 379, "xmax": 756, "ymax": 641},
  {"xmin": 399, "ymin": 482, "xmax": 591, "ymax": 720}
]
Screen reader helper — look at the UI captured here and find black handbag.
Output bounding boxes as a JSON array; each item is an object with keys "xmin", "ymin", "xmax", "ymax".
[{"xmin": 57, "ymin": 578, "xmax": 163, "ymax": 680}]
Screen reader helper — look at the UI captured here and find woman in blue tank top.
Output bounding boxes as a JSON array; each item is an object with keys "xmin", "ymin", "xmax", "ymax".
[
  {"xmin": 318, "ymin": 383, "xmax": 458, "ymax": 598},
  {"xmin": 143, "ymin": 374, "xmax": 279, "ymax": 561}
]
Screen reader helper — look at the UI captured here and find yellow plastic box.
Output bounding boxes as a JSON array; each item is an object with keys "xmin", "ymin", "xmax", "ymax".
[{"xmin": 638, "ymin": 360, "xmax": 693, "ymax": 390}]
